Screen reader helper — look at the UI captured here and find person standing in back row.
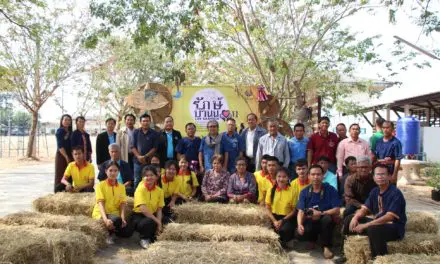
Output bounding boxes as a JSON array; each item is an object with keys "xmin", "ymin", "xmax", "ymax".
[
  {"xmin": 221, "ymin": 118, "xmax": 245, "ymax": 173},
  {"xmin": 374, "ymin": 121, "xmax": 402, "ymax": 184},
  {"xmin": 240, "ymin": 113, "xmax": 267, "ymax": 173},
  {"xmin": 307, "ymin": 117, "xmax": 338, "ymax": 173},
  {"xmin": 255, "ymin": 118, "xmax": 290, "ymax": 170},
  {"xmin": 71, "ymin": 116, "xmax": 92, "ymax": 162},
  {"xmin": 117, "ymin": 114, "xmax": 136, "ymax": 173},
  {"xmin": 370, "ymin": 117, "xmax": 385, "ymax": 153},
  {"xmin": 96, "ymin": 118, "xmax": 117, "ymax": 166},
  {"xmin": 288, "ymin": 123, "xmax": 309, "ymax": 180},
  {"xmin": 131, "ymin": 114, "xmax": 159, "ymax": 189},
  {"xmin": 158, "ymin": 116, "xmax": 182, "ymax": 167},
  {"xmin": 55, "ymin": 114, "xmax": 73, "ymax": 193}
]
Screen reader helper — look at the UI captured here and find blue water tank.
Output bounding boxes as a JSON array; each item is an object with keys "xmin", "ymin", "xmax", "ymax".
[{"xmin": 396, "ymin": 116, "xmax": 420, "ymax": 155}]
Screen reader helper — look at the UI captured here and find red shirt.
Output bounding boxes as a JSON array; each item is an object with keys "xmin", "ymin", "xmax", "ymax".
[{"xmin": 307, "ymin": 131, "xmax": 339, "ymax": 164}]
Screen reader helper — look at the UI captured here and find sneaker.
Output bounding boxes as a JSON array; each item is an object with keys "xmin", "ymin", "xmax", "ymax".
[
  {"xmin": 106, "ymin": 236, "xmax": 115, "ymax": 245},
  {"xmin": 323, "ymin": 247, "xmax": 334, "ymax": 259},
  {"xmin": 139, "ymin": 239, "xmax": 151, "ymax": 249}
]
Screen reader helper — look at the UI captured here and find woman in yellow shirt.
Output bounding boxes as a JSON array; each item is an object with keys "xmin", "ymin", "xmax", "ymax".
[
  {"xmin": 160, "ymin": 160, "xmax": 183, "ymax": 224},
  {"xmin": 92, "ymin": 161, "xmax": 132, "ymax": 244},
  {"xmin": 132, "ymin": 165, "xmax": 165, "ymax": 249},
  {"xmin": 265, "ymin": 168, "xmax": 297, "ymax": 248},
  {"xmin": 176, "ymin": 157, "xmax": 199, "ymax": 200}
]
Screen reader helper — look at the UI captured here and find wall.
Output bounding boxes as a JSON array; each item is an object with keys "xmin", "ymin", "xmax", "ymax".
[{"xmin": 421, "ymin": 127, "xmax": 440, "ymax": 162}]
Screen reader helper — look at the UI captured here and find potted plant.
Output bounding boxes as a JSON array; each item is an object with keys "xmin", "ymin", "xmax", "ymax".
[{"xmin": 426, "ymin": 164, "xmax": 440, "ymax": 201}]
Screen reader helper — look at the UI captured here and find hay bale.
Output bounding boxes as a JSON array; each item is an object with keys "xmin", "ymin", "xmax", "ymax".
[
  {"xmin": 173, "ymin": 202, "xmax": 271, "ymax": 227},
  {"xmin": 344, "ymin": 232, "xmax": 440, "ymax": 264},
  {"xmin": 158, "ymin": 223, "xmax": 280, "ymax": 249},
  {"xmin": 374, "ymin": 253, "xmax": 440, "ymax": 264},
  {"xmin": 0, "ymin": 224, "xmax": 95, "ymax": 264},
  {"xmin": 406, "ymin": 211, "xmax": 438, "ymax": 234},
  {"xmin": 122, "ymin": 241, "xmax": 289, "ymax": 264},
  {"xmin": 33, "ymin": 192, "xmax": 134, "ymax": 217},
  {"xmin": 0, "ymin": 211, "xmax": 108, "ymax": 248}
]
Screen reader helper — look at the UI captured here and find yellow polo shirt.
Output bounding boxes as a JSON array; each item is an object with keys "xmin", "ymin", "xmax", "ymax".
[
  {"xmin": 64, "ymin": 161, "xmax": 95, "ymax": 188},
  {"xmin": 290, "ymin": 178, "xmax": 310, "ymax": 208},
  {"xmin": 254, "ymin": 170, "xmax": 265, "ymax": 202},
  {"xmin": 260, "ymin": 176, "xmax": 276, "ymax": 202},
  {"xmin": 133, "ymin": 184, "xmax": 165, "ymax": 214},
  {"xmin": 265, "ymin": 185, "xmax": 295, "ymax": 216},
  {"xmin": 161, "ymin": 176, "xmax": 181, "ymax": 199},
  {"xmin": 92, "ymin": 180, "xmax": 127, "ymax": 219},
  {"xmin": 176, "ymin": 171, "xmax": 199, "ymax": 197}
]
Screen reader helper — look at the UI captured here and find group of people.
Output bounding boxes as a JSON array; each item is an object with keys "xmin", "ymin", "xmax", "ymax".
[{"xmin": 53, "ymin": 112, "xmax": 406, "ymax": 260}]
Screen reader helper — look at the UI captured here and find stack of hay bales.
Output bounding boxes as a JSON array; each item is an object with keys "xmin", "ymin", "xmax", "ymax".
[
  {"xmin": 0, "ymin": 192, "xmax": 136, "ymax": 263},
  {"xmin": 33, "ymin": 192, "xmax": 134, "ymax": 217},
  {"xmin": 344, "ymin": 211, "xmax": 440, "ymax": 264},
  {"xmin": 0, "ymin": 224, "xmax": 95, "ymax": 264},
  {"xmin": 373, "ymin": 253, "xmax": 440, "ymax": 264},
  {"xmin": 123, "ymin": 202, "xmax": 289, "ymax": 264}
]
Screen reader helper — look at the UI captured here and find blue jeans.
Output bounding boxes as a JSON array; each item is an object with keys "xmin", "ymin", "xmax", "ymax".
[{"xmin": 134, "ymin": 162, "xmax": 143, "ymax": 189}]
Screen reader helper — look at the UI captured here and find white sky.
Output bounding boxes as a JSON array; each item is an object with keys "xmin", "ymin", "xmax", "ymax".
[{"xmin": 36, "ymin": 1, "xmax": 440, "ymax": 123}]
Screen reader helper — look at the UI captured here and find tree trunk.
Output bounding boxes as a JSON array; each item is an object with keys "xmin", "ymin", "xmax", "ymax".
[{"xmin": 26, "ymin": 110, "xmax": 38, "ymax": 158}]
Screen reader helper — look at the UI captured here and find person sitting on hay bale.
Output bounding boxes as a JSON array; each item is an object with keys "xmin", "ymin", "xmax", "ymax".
[
  {"xmin": 259, "ymin": 156, "xmax": 280, "ymax": 206},
  {"xmin": 176, "ymin": 157, "xmax": 199, "ymax": 201},
  {"xmin": 297, "ymin": 164, "xmax": 341, "ymax": 259},
  {"xmin": 265, "ymin": 168, "xmax": 297, "ymax": 248},
  {"xmin": 97, "ymin": 143, "xmax": 134, "ymax": 197},
  {"xmin": 201, "ymin": 154, "xmax": 230, "ymax": 203},
  {"xmin": 161, "ymin": 160, "xmax": 185, "ymax": 224},
  {"xmin": 254, "ymin": 154, "xmax": 270, "ymax": 203},
  {"xmin": 92, "ymin": 161, "xmax": 133, "ymax": 244},
  {"xmin": 343, "ymin": 156, "xmax": 376, "ymax": 219},
  {"xmin": 132, "ymin": 165, "xmax": 164, "ymax": 249},
  {"xmin": 56, "ymin": 146, "xmax": 95, "ymax": 193},
  {"xmin": 289, "ymin": 159, "xmax": 310, "ymax": 202},
  {"xmin": 227, "ymin": 157, "xmax": 257, "ymax": 203},
  {"xmin": 344, "ymin": 164, "xmax": 407, "ymax": 259}
]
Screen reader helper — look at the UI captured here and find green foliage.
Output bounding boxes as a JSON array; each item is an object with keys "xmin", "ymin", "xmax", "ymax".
[{"xmin": 426, "ymin": 163, "xmax": 440, "ymax": 190}]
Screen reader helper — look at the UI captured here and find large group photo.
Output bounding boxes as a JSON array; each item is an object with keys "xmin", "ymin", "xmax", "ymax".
[{"xmin": 1, "ymin": 0, "xmax": 439, "ymax": 264}]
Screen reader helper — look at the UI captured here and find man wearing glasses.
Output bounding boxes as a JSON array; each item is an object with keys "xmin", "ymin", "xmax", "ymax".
[
  {"xmin": 343, "ymin": 164, "xmax": 407, "ymax": 259},
  {"xmin": 199, "ymin": 120, "xmax": 223, "ymax": 173}
]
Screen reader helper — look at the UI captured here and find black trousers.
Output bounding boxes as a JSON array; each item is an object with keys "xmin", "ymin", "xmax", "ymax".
[
  {"xmin": 244, "ymin": 156, "xmax": 256, "ymax": 173},
  {"xmin": 162, "ymin": 197, "xmax": 185, "ymax": 224},
  {"xmin": 125, "ymin": 186, "xmax": 134, "ymax": 197},
  {"xmin": 273, "ymin": 214, "xmax": 297, "ymax": 244},
  {"xmin": 298, "ymin": 215, "xmax": 335, "ymax": 247},
  {"xmin": 343, "ymin": 215, "xmax": 401, "ymax": 258},
  {"xmin": 106, "ymin": 214, "xmax": 133, "ymax": 237},
  {"xmin": 203, "ymin": 195, "xmax": 228, "ymax": 203},
  {"xmin": 130, "ymin": 213, "xmax": 158, "ymax": 240}
]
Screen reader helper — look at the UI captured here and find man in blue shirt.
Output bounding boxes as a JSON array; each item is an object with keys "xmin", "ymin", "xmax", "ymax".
[
  {"xmin": 317, "ymin": 156, "xmax": 338, "ymax": 191},
  {"xmin": 374, "ymin": 121, "xmax": 403, "ymax": 184},
  {"xmin": 297, "ymin": 164, "xmax": 341, "ymax": 259},
  {"xmin": 221, "ymin": 118, "xmax": 245, "ymax": 173},
  {"xmin": 288, "ymin": 123, "xmax": 309, "ymax": 180},
  {"xmin": 176, "ymin": 122, "xmax": 201, "ymax": 171},
  {"xmin": 199, "ymin": 120, "xmax": 223, "ymax": 173},
  {"xmin": 344, "ymin": 164, "xmax": 406, "ymax": 258},
  {"xmin": 131, "ymin": 113, "xmax": 159, "ymax": 188}
]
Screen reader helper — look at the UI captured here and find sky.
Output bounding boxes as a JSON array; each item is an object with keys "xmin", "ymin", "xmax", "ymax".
[{"xmin": 32, "ymin": 1, "xmax": 440, "ymax": 124}]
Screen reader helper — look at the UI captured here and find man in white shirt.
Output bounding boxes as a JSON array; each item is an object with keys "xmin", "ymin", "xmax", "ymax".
[
  {"xmin": 240, "ymin": 113, "xmax": 267, "ymax": 172},
  {"xmin": 116, "ymin": 114, "xmax": 136, "ymax": 172}
]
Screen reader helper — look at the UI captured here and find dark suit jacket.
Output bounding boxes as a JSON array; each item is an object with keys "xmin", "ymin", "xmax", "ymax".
[
  {"xmin": 240, "ymin": 126, "xmax": 267, "ymax": 162},
  {"xmin": 98, "ymin": 159, "xmax": 133, "ymax": 185},
  {"xmin": 96, "ymin": 131, "xmax": 117, "ymax": 165},
  {"xmin": 158, "ymin": 129, "xmax": 182, "ymax": 165},
  {"xmin": 71, "ymin": 130, "xmax": 92, "ymax": 161}
]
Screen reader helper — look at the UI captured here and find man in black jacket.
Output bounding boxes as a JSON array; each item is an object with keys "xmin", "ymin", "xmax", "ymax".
[
  {"xmin": 158, "ymin": 116, "xmax": 182, "ymax": 166},
  {"xmin": 240, "ymin": 113, "xmax": 267, "ymax": 172},
  {"xmin": 96, "ymin": 118, "xmax": 117, "ymax": 166},
  {"xmin": 98, "ymin": 143, "xmax": 134, "ymax": 196}
]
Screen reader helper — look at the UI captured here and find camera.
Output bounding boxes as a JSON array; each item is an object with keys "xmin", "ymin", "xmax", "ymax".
[{"xmin": 305, "ymin": 205, "xmax": 319, "ymax": 217}]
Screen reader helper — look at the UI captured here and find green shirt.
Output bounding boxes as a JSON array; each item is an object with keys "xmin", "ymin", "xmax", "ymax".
[{"xmin": 370, "ymin": 131, "xmax": 384, "ymax": 152}]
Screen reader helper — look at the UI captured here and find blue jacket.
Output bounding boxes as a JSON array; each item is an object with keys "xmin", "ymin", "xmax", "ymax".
[{"xmin": 239, "ymin": 125, "xmax": 267, "ymax": 160}]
